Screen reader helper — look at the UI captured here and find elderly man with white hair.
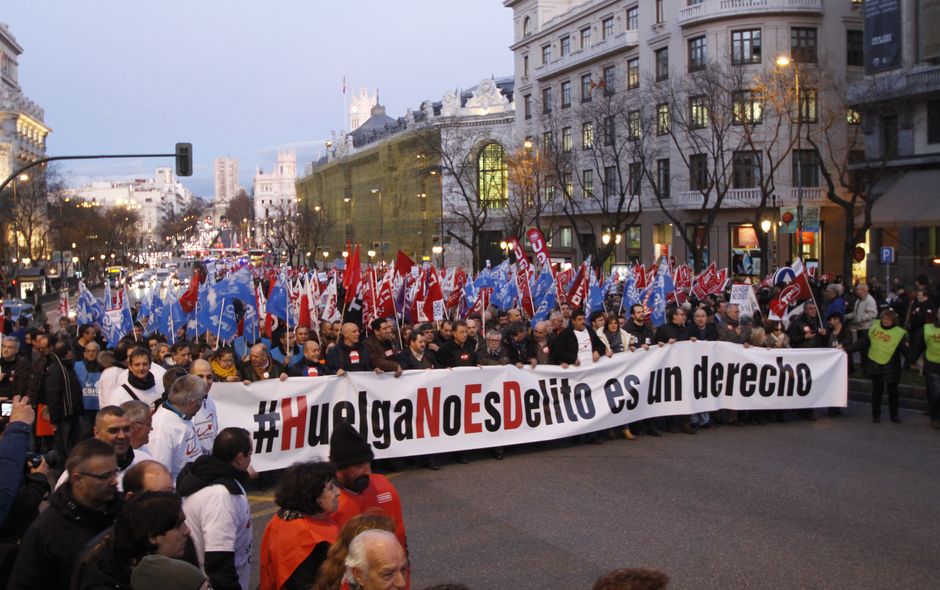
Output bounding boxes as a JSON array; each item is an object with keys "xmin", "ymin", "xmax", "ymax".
[
  {"xmin": 343, "ymin": 529, "xmax": 408, "ymax": 590},
  {"xmin": 149, "ymin": 374, "xmax": 207, "ymax": 482}
]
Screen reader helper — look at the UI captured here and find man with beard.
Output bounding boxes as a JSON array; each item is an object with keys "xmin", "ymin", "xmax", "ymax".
[
  {"xmin": 178, "ymin": 428, "xmax": 253, "ymax": 590},
  {"xmin": 9, "ymin": 439, "xmax": 122, "ymax": 590},
  {"xmin": 329, "ymin": 422, "xmax": 407, "ymax": 553}
]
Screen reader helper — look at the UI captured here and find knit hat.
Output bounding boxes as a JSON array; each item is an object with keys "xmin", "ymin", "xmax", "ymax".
[
  {"xmin": 131, "ymin": 555, "xmax": 206, "ymax": 590},
  {"xmin": 329, "ymin": 421, "xmax": 375, "ymax": 469}
]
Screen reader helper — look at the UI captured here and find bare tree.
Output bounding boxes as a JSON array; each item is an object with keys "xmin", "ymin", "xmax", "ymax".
[
  {"xmin": 266, "ymin": 201, "xmax": 302, "ymax": 265},
  {"xmin": 298, "ymin": 202, "xmax": 334, "ymax": 268},
  {"xmin": 223, "ymin": 190, "xmax": 253, "ymax": 224},
  {"xmin": 415, "ymin": 119, "xmax": 504, "ymax": 272},
  {"xmin": 159, "ymin": 200, "xmax": 208, "ymax": 246},
  {"xmin": 504, "ymin": 141, "xmax": 561, "ymax": 242},
  {"xmin": 11, "ymin": 165, "xmax": 68, "ymax": 260},
  {"xmin": 539, "ymin": 82, "xmax": 644, "ymax": 267}
]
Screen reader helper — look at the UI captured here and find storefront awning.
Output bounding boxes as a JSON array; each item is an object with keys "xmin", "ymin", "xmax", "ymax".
[{"xmin": 870, "ymin": 169, "xmax": 940, "ymax": 227}]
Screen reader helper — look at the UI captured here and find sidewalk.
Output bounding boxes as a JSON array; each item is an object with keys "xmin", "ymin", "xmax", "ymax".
[{"xmin": 849, "ymin": 377, "xmax": 927, "ymax": 411}]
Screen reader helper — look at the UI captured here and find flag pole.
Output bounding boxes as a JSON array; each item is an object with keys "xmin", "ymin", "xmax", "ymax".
[{"xmin": 216, "ymin": 297, "xmax": 225, "ymax": 349}]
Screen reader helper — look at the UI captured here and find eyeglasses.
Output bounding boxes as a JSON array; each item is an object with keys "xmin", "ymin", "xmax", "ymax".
[{"xmin": 78, "ymin": 469, "xmax": 119, "ymax": 481}]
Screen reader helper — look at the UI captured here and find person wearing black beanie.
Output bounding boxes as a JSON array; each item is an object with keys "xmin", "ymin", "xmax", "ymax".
[{"xmin": 329, "ymin": 421, "xmax": 408, "ymax": 556}]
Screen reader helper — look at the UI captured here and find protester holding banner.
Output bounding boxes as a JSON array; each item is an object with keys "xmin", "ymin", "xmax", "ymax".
[
  {"xmin": 438, "ymin": 321, "xmax": 477, "ymax": 368},
  {"xmin": 258, "ymin": 461, "xmax": 340, "ymax": 590},
  {"xmin": 210, "ymin": 348, "xmax": 242, "ymax": 382},
  {"xmin": 550, "ymin": 309, "xmax": 604, "ymax": 368},
  {"xmin": 363, "ymin": 318, "xmax": 402, "ymax": 375},
  {"xmin": 787, "ymin": 302, "xmax": 827, "ymax": 349},
  {"xmin": 863, "ymin": 309, "xmax": 909, "ymax": 424},
  {"xmin": 397, "ymin": 330, "xmax": 436, "ymax": 371},
  {"xmin": 239, "ymin": 344, "xmax": 287, "ymax": 383},
  {"xmin": 288, "ymin": 340, "xmax": 331, "ymax": 377},
  {"xmin": 325, "ymin": 324, "xmax": 377, "ymax": 375}
]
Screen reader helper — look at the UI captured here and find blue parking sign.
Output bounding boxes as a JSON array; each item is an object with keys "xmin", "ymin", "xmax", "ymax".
[{"xmin": 880, "ymin": 246, "xmax": 895, "ymax": 264}]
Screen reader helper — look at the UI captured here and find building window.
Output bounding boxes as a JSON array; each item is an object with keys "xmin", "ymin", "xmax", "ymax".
[
  {"xmin": 561, "ymin": 81, "xmax": 572, "ymax": 108},
  {"xmin": 583, "ymin": 169, "xmax": 594, "ymax": 198},
  {"xmin": 602, "ymin": 17, "xmax": 614, "ymax": 40},
  {"xmin": 560, "ymin": 36, "xmax": 571, "ymax": 57},
  {"xmin": 542, "ymin": 131, "xmax": 553, "ymax": 153},
  {"xmin": 882, "ymin": 114, "xmax": 899, "ymax": 159},
  {"xmin": 542, "ymin": 44, "xmax": 552, "ymax": 65},
  {"xmin": 628, "ymin": 110, "xmax": 641, "ymax": 139},
  {"xmin": 582, "ymin": 122, "xmax": 594, "ymax": 149},
  {"xmin": 733, "ymin": 151, "xmax": 762, "ymax": 189},
  {"xmin": 562, "ymin": 126, "xmax": 573, "ymax": 152},
  {"xmin": 733, "ymin": 90, "xmax": 763, "ymax": 125},
  {"xmin": 792, "ymin": 149, "xmax": 819, "ymax": 188},
  {"xmin": 580, "ymin": 27, "xmax": 591, "ymax": 49},
  {"xmin": 544, "ymin": 176, "xmax": 556, "ymax": 201},
  {"xmin": 557, "ymin": 226, "xmax": 573, "ymax": 248},
  {"xmin": 629, "ymin": 162, "xmax": 642, "ymax": 195},
  {"xmin": 688, "ymin": 36, "xmax": 706, "ymax": 72},
  {"xmin": 689, "ymin": 95, "xmax": 708, "ymax": 129},
  {"xmin": 657, "ymin": 103, "xmax": 670, "ymax": 135},
  {"xmin": 604, "ymin": 166, "xmax": 618, "ymax": 197},
  {"xmin": 657, "ymin": 159, "xmax": 671, "ymax": 197},
  {"xmin": 846, "ymin": 29, "xmax": 863, "ymax": 67},
  {"xmin": 602, "ymin": 65, "xmax": 616, "ymax": 92},
  {"xmin": 523, "ymin": 16, "xmax": 532, "ymax": 37},
  {"xmin": 731, "ymin": 29, "xmax": 761, "ymax": 65},
  {"xmin": 627, "ymin": 58, "xmax": 639, "ymax": 90},
  {"xmin": 478, "ymin": 143, "xmax": 508, "ymax": 208},
  {"xmin": 604, "ymin": 116, "xmax": 616, "ymax": 145},
  {"xmin": 791, "ymin": 27, "xmax": 817, "ymax": 63},
  {"xmin": 928, "ymin": 100, "xmax": 940, "ymax": 144},
  {"xmin": 655, "ymin": 48, "xmax": 669, "ymax": 81},
  {"xmin": 524, "ymin": 94, "xmax": 532, "ymax": 120},
  {"xmin": 655, "ymin": 0, "xmax": 665, "ymax": 24},
  {"xmin": 689, "ymin": 153, "xmax": 709, "ymax": 191},
  {"xmin": 626, "ymin": 6, "xmax": 638, "ymax": 30},
  {"xmin": 564, "ymin": 171, "xmax": 574, "ymax": 197},
  {"xmin": 523, "ymin": 55, "xmax": 529, "ymax": 76},
  {"xmin": 797, "ymin": 88, "xmax": 818, "ymax": 123},
  {"xmin": 847, "ymin": 108, "xmax": 860, "ymax": 125},
  {"xmin": 542, "ymin": 87, "xmax": 553, "ymax": 113},
  {"xmin": 581, "ymin": 73, "xmax": 593, "ymax": 102}
]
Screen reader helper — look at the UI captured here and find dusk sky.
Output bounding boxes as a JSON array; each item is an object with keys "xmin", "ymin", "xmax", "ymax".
[{"xmin": 4, "ymin": 1, "xmax": 513, "ymax": 197}]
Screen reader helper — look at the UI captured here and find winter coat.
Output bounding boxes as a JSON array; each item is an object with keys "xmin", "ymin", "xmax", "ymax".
[
  {"xmin": 655, "ymin": 322, "xmax": 691, "ymax": 344},
  {"xmin": 397, "ymin": 349, "xmax": 437, "ymax": 370},
  {"xmin": 238, "ymin": 355, "xmax": 285, "ymax": 382},
  {"xmin": 287, "ymin": 357, "xmax": 332, "ymax": 377},
  {"xmin": 44, "ymin": 354, "xmax": 84, "ymax": 424},
  {"xmin": 8, "ymin": 484, "xmax": 121, "ymax": 590},
  {"xmin": 0, "ymin": 354, "xmax": 31, "ymax": 400},
  {"xmin": 438, "ymin": 339, "xmax": 478, "ymax": 368},
  {"xmin": 363, "ymin": 335, "xmax": 401, "ymax": 372},
  {"xmin": 787, "ymin": 313, "xmax": 827, "ymax": 348},
  {"xmin": 550, "ymin": 325, "xmax": 604, "ymax": 365},
  {"xmin": 325, "ymin": 340, "xmax": 373, "ymax": 373}
]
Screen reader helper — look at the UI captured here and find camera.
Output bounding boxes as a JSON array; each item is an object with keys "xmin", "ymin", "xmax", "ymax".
[{"xmin": 25, "ymin": 450, "xmax": 59, "ymax": 471}]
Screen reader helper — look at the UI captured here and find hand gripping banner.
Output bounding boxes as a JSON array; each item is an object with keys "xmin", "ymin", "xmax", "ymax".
[{"xmin": 214, "ymin": 342, "xmax": 847, "ymax": 472}]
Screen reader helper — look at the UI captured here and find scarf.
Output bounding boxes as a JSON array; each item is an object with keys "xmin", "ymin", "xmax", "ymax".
[
  {"xmin": 210, "ymin": 358, "xmax": 238, "ymax": 380},
  {"xmin": 127, "ymin": 370, "xmax": 155, "ymax": 391}
]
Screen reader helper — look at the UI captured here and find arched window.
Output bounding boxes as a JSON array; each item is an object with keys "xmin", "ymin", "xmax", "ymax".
[
  {"xmin": 523, "ymin": 17, "xmax": 532, "ymax": 37},
  {"xmin": 478, "ymin": 143, "xmax": 508, "ymax": 209}
]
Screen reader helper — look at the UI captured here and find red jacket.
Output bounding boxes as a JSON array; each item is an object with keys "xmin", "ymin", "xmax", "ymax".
[
  {"xmin": 334, "ymin": 474, "xmax": 407, "ymax": 551},
  {"xmin": 258, "ymin": 512, "xmax": 338, "ymax": 590}
]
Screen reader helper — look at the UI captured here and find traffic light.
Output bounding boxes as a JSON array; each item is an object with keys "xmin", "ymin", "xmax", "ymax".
[{"xmin": 175, "ymin": 142, "xmax": 193, "ymax": 177}]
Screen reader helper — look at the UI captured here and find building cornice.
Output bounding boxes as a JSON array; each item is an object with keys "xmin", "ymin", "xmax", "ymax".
[{"xmin": 509, "ymin": 0, "xmax": 621, "ymax": 51}]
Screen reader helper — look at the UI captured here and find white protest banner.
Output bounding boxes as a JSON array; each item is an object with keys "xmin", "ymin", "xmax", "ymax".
[
  {"xmin": 214, "ymin": 342, "xmax": 846, "ymax": 471},
  {"xmin": 729, "ymin": 283, "xmax": 759, "ymax": 318}
]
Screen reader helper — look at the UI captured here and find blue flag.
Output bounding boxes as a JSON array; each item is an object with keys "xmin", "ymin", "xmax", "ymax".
[
  {"xmin": 586, "ymin": 272, "xmax": 606, "ymax": 316},
  {"xmin": 266, "ymin": 269, "xmax": 289, "ymax": 321},
  {"xmin": 215, "ymin": 266, "xmax": 255, "ymax": 303},
  {"xmin": 76, "ymin": 283, "xmax": 104, "ymax": 326},
  {"xmin": 530, "ymin": 277, "xmax": 557, "ymax": 327}
]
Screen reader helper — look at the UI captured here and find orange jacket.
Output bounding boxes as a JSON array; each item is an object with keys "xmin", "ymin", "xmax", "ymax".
[
  {"xmin": 259, "ymin": 512, "xmax": 339, "ymax": 590},
  {"xmin": 334, "ymin": 474, "xmax": 407, "ymax": 551}
]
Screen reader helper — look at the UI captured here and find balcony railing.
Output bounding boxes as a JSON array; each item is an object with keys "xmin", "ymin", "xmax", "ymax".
[
  {"xmin": 675, "ymin": 186, "xmax": 827, "ymax": 208},
  {"xmin": 677, "ymin": 0, "xmax": 824, "ymax": 27},
  {"xmin": 534, "ymin": 29, "xmax": 639, "ymax": 81}
]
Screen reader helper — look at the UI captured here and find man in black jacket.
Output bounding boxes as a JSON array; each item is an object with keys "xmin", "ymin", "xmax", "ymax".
[
  {"xmin": 438, "ymin": 321, "xmax": 477, "ymax": 367},
  {"xmin": 288, "ymin": 340, "xmax": 332, "ymax": 377},
  {"xmin": 398, "ymin": 331, "xmax": 437, "ymax": 370},
  {"xmin": 550, "ymin": 309, "xmax": 604, "ymax": 367},
  {"xmin": 505, "ymin": 322, "xmax": 537, "ymax": 367},
  {"xmin": 325, "ymin": 323, "xmax": 378, "ymax": 375},
  {"xmin": 9, "ymin": 438, "xmax": 122, "ymax": 590},
  {"xmin": 178, "ymin": 427, "xmax": 253, "ymax": 590},
  {"xmin": 0, "ymin": 337, "xmax": 30, "ymax": 407},
  {"xmin": 45, "ymin": 339, "xmax": 84, "ymax": 459},
  {"xmin": 624, "ymin": 304, "xmax": 655, "ymax": 350}
]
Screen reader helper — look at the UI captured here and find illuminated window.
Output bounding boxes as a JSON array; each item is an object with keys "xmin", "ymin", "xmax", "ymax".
[
  {"xmin": 478, "ymin": 143, "xmax": 508, "ymax": 208},
  {"xmin": 582, "ymin": 122, "xmax": 594, "ymax": 149},
  {"xmin": 689, "ymin": 95, "xmax": 708, "ymax": 129},
  {"xmin": 657, "ymin": 103, "xmax": 670, "ymax": 135},
  {"xmin": 733, "ymin": 90, "xmax": 763, "ymax": 125}
]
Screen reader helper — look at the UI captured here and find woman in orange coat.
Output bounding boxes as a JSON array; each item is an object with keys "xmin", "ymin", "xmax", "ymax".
[{"xmin": 259, "ymin": 461, "xmax": 341, "ymax": 590}]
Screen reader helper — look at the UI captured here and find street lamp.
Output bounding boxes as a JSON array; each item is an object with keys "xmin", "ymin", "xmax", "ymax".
[
  {"xmin": 776, "ymin": 54, "xmax": 803, "ymax": 259},
  {"xmin": 523, "ymin": 139, "xmax": 534, "ymax": 150},
  {"xmin": 371, "ymin": 188, "xmax": 384, "ymax": 256},
  {"xmin": 367, "ymin": 249, "xmax": 376, "ymax": 262},
  {"xmin": 322, "ymin": 251, "xmax": 330, "ymax": 259}
]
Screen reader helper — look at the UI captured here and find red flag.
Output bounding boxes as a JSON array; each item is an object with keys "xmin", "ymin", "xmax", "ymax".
[
  {"xmin": 567, "ymin": 262, "xmax": 589, "ymax": 309},
  {"xmin": 178, "ymin": 267, "xmax": 203, "ymax": 314},
  {"xmin": 394, "ymin": 250, "xmax": 415, "ymax": 278},
  {"xmin": 343, "ymin": 245, "xmax": 361, "ymax": 306},
  {"xmin": 556, "ymin": 267, "xmax": 575, "ymax": 294},
  {"xmin": 375, "ymin": 271, "xmax": 396, "ymax": 319},
  {"xmin": 633, "ymin": 264, "xmax": 647, "ymax": 289},
  {"xmin": 691, "ymin": 262, "xmax": 728, "ymax": 299},
  {"xmin": 515, "ymin": 264, "xmax": 534, "ymax": 316},
  {"xmin": 422, "ymin": 265, "xmax": 446, "ymax": 322},
  {"xmin": 770, "ymin": 269, "xmax": 814, "ymax": 316},
  {"xmin": 445, "ymin": 267, "xmax": 467, "ymax": 309},
  {"xmin": 471, "ymin": 287, "xmax": 492, "ymax": 317},
  {"xmin": 298, "ymin": 293, "xmax": 311, "ymax": 329},
  {"xmin": 57, "ymin": 291, "xmax": 69, "ymax": 318}
]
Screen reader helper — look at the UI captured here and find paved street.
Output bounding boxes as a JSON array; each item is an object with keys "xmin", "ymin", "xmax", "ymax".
[{"xmin": 245, "ymin": 403, "xmax": 940, "ymax": 590}]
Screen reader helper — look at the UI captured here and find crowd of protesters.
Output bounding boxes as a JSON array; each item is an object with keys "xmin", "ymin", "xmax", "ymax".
[{"xmin": 0, "ymin": 263, "xmax": 937, "ymax": 590}]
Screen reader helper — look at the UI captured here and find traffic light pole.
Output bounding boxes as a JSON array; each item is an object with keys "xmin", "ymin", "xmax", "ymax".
[{"xmin": 0, "ymin": 143, "xmax": 192, "ymax": 194}]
